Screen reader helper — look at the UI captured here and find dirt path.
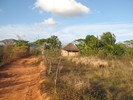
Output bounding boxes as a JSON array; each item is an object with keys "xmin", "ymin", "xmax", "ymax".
[{"xmin": 0, "ymin": 57, "xmax": 46, "ymax": 100}]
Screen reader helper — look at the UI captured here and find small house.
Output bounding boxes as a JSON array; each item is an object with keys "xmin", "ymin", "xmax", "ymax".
[{"xmin": 61, "ymin": 43, "xmax": 80, "ymax": 56}]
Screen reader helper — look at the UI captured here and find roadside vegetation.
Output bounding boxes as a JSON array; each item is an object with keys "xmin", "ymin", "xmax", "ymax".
[
  {"xmin": 0, "ymin": 32, "xmax": 133, "ymax": 100},
  {"xmin": 38, "ymin": 32, "xmax": 133, "ymax": 100},
  {"xmin": 0, "ymin": 40, "xmax": 29, "ymax": 67},
  {"xmin": 41, "ymin": 57, "xmax": 133, "ymax": 100}
]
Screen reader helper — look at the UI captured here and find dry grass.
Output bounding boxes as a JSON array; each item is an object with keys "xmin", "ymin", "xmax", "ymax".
[
  {"xmin": 0, "ymin": 45, "xmax": 29, "ymax": 67},
  {"xmin": 66, "ymin": 56, "xmax": 133, "ymax": 100},
  {"xmin": 41, "ymin": 55, "xmax": 133, "ymax": 100},
  {"xmin": 68, "ymin": 56, "xmax": 108, "ymax": 67}
]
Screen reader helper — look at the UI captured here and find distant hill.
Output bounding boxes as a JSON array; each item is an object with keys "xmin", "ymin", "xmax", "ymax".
[{"xmin": 0, "ymin": 39, "xmax": 18, "ymax": 47}]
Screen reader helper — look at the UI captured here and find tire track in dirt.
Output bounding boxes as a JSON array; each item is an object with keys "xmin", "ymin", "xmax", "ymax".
[{"xmin": 0, "ymin": 57, "xmax": 48, "ymax": 100}]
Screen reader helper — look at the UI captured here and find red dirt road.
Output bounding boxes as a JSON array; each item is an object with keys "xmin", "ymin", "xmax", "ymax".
[{"xmin": 0, "ymin": 57, "xmax": 46, "ymax": 100}]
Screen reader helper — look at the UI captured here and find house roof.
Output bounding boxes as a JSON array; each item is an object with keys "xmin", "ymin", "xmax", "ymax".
[{"xmin": 63, "ymin": 43, "xmax": 79, "ymax": 52}]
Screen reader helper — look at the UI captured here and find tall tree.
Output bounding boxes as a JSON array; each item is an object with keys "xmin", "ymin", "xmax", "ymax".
[
  {"xmin": 85, "ymin": 35, "xmax": 99, "ymax": 50},
  {"xmin": 75, "ymin": 39, "xmax": 85, "ymax": 50},
  {"xmin": 101, "ymin": 32, "xmax": 116, "ymax": 46},
  {"xmin": 48, "ymin": 35, "xmax": 62, "ymax": 49},
  {"xmin": 35, "ymin": 35, "xmax": 61, "ymax": 49}
]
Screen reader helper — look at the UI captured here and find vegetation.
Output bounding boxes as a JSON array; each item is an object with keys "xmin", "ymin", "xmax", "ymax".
[
  {"xmin": 0, "ymin": 33, "xmax": 133, "ymax": 100},
  {"xmin": 39, "ymin": 32, "xmax": 133, "ymax": 100},
  {"xmin": 75, "ymin": 32, "xmax": 133, "ymax": 59},
  {"xmin": 35, "ymin": 35, "xmax": 61, "ymax": 49},
  {"xmin": 41, "ymin": 56, "xmax": 133, "ymax": 100},
  {"xmin": 0, "ymin": 40, "xmax": 29, "ymax": 67},
  {"xmin": 15, "ymin": 40, "xmax": 29, "ymax": 46}
]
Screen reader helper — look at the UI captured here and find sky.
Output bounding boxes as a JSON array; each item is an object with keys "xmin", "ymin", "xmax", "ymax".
[{"xmin": 0, "ymin": 0, "xmax": 133, "ymax": 44}]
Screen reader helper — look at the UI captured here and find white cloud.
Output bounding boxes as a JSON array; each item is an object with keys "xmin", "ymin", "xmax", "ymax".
[
  {"xmin": 0, "ymin": 25, "xmax": 55, "ymax": 42},
  {"xmin": 0, "ymin": 24, "xmax": 133, "ymax": 44},
  {"xmin": 34, "ymin": 0, "xmax": 90, "ymax": 17},
  {"xmin": 35, "ymin": 18, "xmax": 58, "ymax": 25},
  {"xmin": 54, "ymin": 24, "xmax": 133, "ymax": 44}
]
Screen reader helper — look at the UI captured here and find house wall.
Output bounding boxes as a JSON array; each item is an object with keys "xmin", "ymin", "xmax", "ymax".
[
  {"xmin": 61, "ymin": 50, "xmax": 79, "ymax": 57},
  {"xmin": 69, "ymin": 52, "xmax": 79, "ymax": 56}
]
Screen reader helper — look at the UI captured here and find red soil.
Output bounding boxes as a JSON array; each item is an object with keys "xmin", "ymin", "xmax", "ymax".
[{"xmin": 0, "ymin": 57, "xmax": 47, "ymax": 100}]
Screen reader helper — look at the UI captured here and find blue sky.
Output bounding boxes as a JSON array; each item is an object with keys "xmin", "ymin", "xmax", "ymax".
[{"xmin": 0, "ymin": 0, "xmax": 133, "ymax": 44}]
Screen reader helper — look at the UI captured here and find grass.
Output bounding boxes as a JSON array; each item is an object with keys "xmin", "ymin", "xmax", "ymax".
[
  {"xmin": 1, "ymin": 44, "xmax": 132, "ymax": 100},
  {"xmin": 0, "ymin": 45, "xmax": 29, "ymax": 67},
  {"xmin": 41, "ymin": 55, "xmax": 133, "ymax": 100}
]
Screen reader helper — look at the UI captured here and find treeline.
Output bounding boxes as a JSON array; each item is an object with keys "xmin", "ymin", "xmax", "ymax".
[
  {"xmin": 75, "ymin": 32, "xmax": 133, "ymax": 59},
  {"xmin": 36, "ymin": 33, "xmax": 133, "ymax": 100},
  {"xmin": 0, "ymin": 35, "xmax": 62, "ymax": 67},
  {"xmin": 30, "ymin": 35, "xmax": 61, "ymax": 56},
  {"xmin": 30, "ymin": 32, "xmax": 133, "ymax": 59},
  {"xmin": 0, "ymin": 32, "xmax": 133, "ymax": 66}
]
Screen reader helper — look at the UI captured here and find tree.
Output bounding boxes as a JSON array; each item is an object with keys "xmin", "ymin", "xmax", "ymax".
[
  {"xmin": 85, "ymin": 35, "xmax": 99, "ymax": 50},
  {"xmin": 47, "ymin": 35, "xmax": 61, "ymax": 49},
  {"xmin": 75, "ymin": 39, "xmax": 85, "ymax": 51},
  {"xmin": 34, "ymin": 36, "xmax": 62, "ymax": 76},
  {"xmin": 124, "ymin": 40, "xmax": 133, "ymax": 48},
  {"xmin": 75, "ymin": 35, "xmax": 99, "ymax": 55},
  {"xmin": 15, "ymin": 40, "xmax": 29, "ymax": 57},
  {"xmin": 101, "ymin": 32, "xmax": 116, "ymax": 46},
  {"xmin": 111, "ymin": 44, "xmax": 125, "ymax": 57},
  {"xmin": 99, "ymin": 32, "xmax": 116, "ymax": 56},
  {"xmin": 34, "ymin": 39, "xmax": 47, "ymax": 45},
  {"xmin": 34, "ymin": 35, "xmax": 61, "ymax": 49},
  {"xmin": 15, "ymin": 40, "xmax": 29, "ymax": 46}
]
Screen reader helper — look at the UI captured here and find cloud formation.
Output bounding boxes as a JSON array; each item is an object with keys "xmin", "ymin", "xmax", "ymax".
[
  {"xmin": 54, "ymin": 24, "xmax": 133, "ymax": 44},
  {"xmin": 0, "ymin": 25, "xmax": 55, "ymax": 41},
  {"xmin": 0, "ymin": 24, "xmax": 133, "ymax": 44},
  {"xmin": 35, "ymin": 18, "xmax": 58, "ymax": 25},
  {"xmin": 34, "ymin": 0, "xmax": 90, "ymax": 17}
]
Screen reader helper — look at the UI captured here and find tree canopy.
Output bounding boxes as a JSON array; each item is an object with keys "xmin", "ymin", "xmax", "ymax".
[
  {"xmin": 15, "ymin": 40, "xmax": 29, "ymax": 47},
  {"xmin": 101, "ymin": 32, "xmax": 116, "ymax": 46},
  {"xmin": 75, "ymin": 32, "xmax": 129, "ymax": 58},
  {"xmin": 35, "ymin": 35, "xmax": 61, "ymax": 49}
]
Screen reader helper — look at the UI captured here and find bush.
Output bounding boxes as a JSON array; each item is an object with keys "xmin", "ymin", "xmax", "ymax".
[
  {"xmin": 42, "ymin": 56, "xmax": 133, "ymax": 100},
  {"xmin": 0, "ymin": 45, "xmax": 29, "ymax": 67},
  {"xmin": 29, "ymin": 46, "xmax": 41, "ymax": 56}
]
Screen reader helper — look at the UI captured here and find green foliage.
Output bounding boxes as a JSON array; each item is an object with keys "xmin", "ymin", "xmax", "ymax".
[
  {"xmin": 124, "ymin": 40, "xmax": 133, "ymax": 47},
  {"xmin": 49, "ymin": 35, "xmax": 62, "ymax": 49},
  {"xmin": 115, "ymin": 42, "xmax": 133, "ymax": 58},
  {"xmin": 85, "ymin": 35, "xmax": 98, "ymax": 48},
  {"xmin": 75, "ymin": 32, "xmax": 130, "ymax": 58},
  {"xmin": 15, "ymin": 40, "xmax": 29, "ymax": 46},
  {"xmin": 34, "ymin": 39, "xmax": 47, "ymax": 45},
  {"xmin": 76, "ymin": 35, "xmax": 99, "ymax": 55},
  {"xmin": 35, "ymin": 35, "xmax": 61, "ymax": 49},
  {"xmin": 85, "ymin": 35, "xmax": 99, "ymax": 53},
  {"xmin": 101, "ymin": 32, "xmax": 116, "ymax": 46},
  {"xmin": 111, "ymin": 44, "xmax": 125, "ymax": 57},
  {"xmin": 125, "ymin": 48, "xmax": 133, "ymax": 58}
]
